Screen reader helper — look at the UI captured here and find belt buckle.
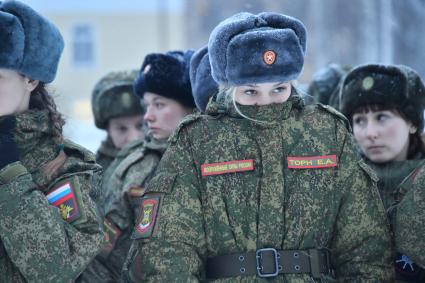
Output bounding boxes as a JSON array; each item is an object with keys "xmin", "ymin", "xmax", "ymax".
[
  {"xmin": 255, "ymin": 248, "xmax": 279, "ymax": 278},
  {"xmin": 318, "ymin": 248, "xmax": 335, "ymax": 278}
]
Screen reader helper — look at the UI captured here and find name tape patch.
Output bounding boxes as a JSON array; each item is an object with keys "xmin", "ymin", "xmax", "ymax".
[
  {"xmin": 287, "ymin": 155, "xmax": 337, "ymax": 169},
  {"xmin": 46, "ymin": 181, "xmax": 81, "ymax": 222},
  {"xmin": 201, "ymin": 159, "xmax": 254, "ymax": 176}
]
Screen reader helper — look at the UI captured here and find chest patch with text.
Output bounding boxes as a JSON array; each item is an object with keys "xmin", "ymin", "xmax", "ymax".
[
  {"xmin": 201, "ymin": 159, "xmax": 254, "ymax": 176},
  {"xmin": 287, "ymin": 155, "xmax": 337, "ymax": 169}
]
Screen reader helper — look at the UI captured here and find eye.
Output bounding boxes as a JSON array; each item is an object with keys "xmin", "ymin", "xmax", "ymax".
[
  {"xmin": 376, "ymin": 113, "xmax": 389, "ymax": 122},
  {"xmin": 353, "ymin": 116, "xmax": 366, "ymax": 127},
  {"xmin": 154, "ymin": 102, "xmax": 165, "ymax": 109},
  {"xmin": 243, "ymin": 89, "xmax": 257, "ymax": 96},
  {"xmin": 118, "ymin": 126, "xmax": 128, "ymax": 133},
  {"xmin": 272, "ymin": 86, "xmax": 287, "ymax": 94}
]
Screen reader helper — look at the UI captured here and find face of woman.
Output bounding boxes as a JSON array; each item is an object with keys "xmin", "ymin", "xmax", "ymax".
[
  {"xmin": 0, "ymin": 68, "xmax": 38, "ymax": 116},
  {"xmin": 352, "ymin": 110, "xmax": 416, "ymax": 163},
  {"xmin": 107, "ymin": 114, "xmax": 144, "ymax": 149},
  {"xmin": 233, "ymin": 82, "xmax": 291, "ymax": 106},
  {"xmin": 143, "ymin": 92, "xmax": 192, "ymax": 140}
]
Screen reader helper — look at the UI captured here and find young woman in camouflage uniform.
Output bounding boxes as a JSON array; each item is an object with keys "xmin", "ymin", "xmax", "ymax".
[
  {"xmin": 0, "ymin": 1, "xmax": 103, "ymax": 282},
  {"xmin": 78, "ymin": 70, "xmax": 146, "ymax": 282},
  {"xmin": 123, "ymin": 12, "xmax": 393, "ymax": 282},
  {"xmin": 92, "ymin": 71, "xmax": 145, "ymax": 173},
  {"xmin": 82, "ymin": 50, "xmax": 196, "ymax": 282},
  {"xmin": 339, "ymin": 64, "xmax": 425, "ymax": 282}
]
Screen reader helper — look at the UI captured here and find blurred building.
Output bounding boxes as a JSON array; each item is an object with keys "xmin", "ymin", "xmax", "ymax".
[{"xmin": 23, "ymin": 0, "xmax": 185, "ymax": 151}]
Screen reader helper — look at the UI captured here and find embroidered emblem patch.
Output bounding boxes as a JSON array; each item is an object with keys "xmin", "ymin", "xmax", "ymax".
[
  {"xmin": 134, "ymin": 196, "xmax": 160, "ymax": 238},
  {"xmin": 287, "ymin": 155, "xmax": 337, "ymax": 169},
  {"xmin": 263, "ymin": 50, "xmax": 276, "ymax": 65},
  {"xmin": 201, "ymin": 159, "xmax": 254, "ymax": 176},
  {"xmin": 127, "ymin": 186, "xmax": 145, "ymax": 198},
  {"xmin": 46, "ymin": 181, "xmax": 81, "ymax": 222},
  {"xmin": 99, "ymin": 218, "xmax": 122, "ymax": 259},
  {"xmin": 394, "ymin": 253, "xmax": 422, "ymax": 278}
]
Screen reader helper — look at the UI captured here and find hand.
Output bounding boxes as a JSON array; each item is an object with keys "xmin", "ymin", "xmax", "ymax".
[{"xmin": 0, "ymin": 116, "xmax": 19, "ymax": 169}]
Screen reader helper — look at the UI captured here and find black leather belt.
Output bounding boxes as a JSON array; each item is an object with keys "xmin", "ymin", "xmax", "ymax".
[{"xmin": 206, "ymin": 248, "xmax": 333, "ymax": 279}]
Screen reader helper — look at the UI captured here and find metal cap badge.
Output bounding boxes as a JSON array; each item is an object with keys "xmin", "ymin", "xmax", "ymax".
[{"xmin": 263, "ymin": 50, "xmax": 276, "ymax": 65}]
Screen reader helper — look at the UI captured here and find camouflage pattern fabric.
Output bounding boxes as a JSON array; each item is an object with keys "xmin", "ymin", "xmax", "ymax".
[
  {"xmin": 96, "ymin": 137, "xmax": 120, "ymax": 172},
  {"xmin": 78, "ymin": 139, "xmax": 145, "ymax": 282},
  {"xmin": 368, "ymin": 158, "xmax": 425, "ymax": 282},
  {"xmin": 80, "ymin": 137, "xmax": 167, "ymax": 282},
  {"xmin": 395, "ymin": 161, "xmax": 425, "ymax": 275},
  {"xmin": 0, "ymin": 110, "xmax": 103, "ymax": 283},
  {"xmin": 96, "ymin": 139, "xmax": 145, "ymax": 212},
  {"xmin": 123, "ymin": 94, "xmax": 394, "ymax": 282}
]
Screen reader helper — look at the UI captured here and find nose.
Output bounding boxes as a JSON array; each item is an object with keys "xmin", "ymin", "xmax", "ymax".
[
  {"xmin": 366, "ymin": 123, "xmax": 379, "ymax": 140},
  {"xmin": 143, "ymin": 106, "xmax": 155, "ymax": 123},
  {"xmin": 256, "ymin": 95, "xmax": 273, "ymax": 106}
]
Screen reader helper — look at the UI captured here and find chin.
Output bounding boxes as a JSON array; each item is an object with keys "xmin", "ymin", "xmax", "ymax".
[{"xmin": 368, "ymin": 155, "xmax": 392, "ymax": 164}]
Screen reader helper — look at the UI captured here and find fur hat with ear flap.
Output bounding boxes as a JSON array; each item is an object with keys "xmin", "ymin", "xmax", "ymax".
[
  {"xmin": 133, "ymin": 49, "xmax": 196, "ymax": 108},
  {"xmin": 339, "ymin": 64, "xmax": 425, "ymax": 131},
  {"xmin": 208, "ymin": 12, "xmax": 307, "ymax": 86},
  {"xmin": 307, "ymin": 64, "xmax": 351, "ymax": 107},
  {"xmin": 0, "ymin": 0, "xmax": 64, "ymax": 83},
  {"xmin": 190, "ymin": 46, "xmax": 219, "ymax": 112}
]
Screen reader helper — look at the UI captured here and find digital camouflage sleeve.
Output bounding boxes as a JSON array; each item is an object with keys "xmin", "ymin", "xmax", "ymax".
[{"xmin": 0, "ymin": 141, "xmax": 104, "ymax": 283}]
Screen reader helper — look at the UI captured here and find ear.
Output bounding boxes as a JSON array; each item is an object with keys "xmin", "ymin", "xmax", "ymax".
[{"xmin": 24, "ymin": 78, "xmax": 39, "ymax": 93}]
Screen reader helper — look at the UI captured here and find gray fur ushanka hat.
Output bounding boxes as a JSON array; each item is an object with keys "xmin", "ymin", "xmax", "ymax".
[
  {"xmin": 190, "ymin": 46, "xmax": 219, "ymax": 112},
  {"xmin": 0, "ymin": 0, "xmax": 64, "ymax": 83},
  {"xmin": 339, "ymin": 64, "xmax": 425, "ymax": 130},
  {"xmin": 208, "ymin": 12, "xmax": 307, "ymax": 86}
]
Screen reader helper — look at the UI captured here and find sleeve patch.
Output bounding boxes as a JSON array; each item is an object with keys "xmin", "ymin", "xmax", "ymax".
[
  {"xmin": 98, "ymin": 218, "xmax": 122, "ymax": 259},
  {"xmin": 132, "ymin": 194, "xmax": 162, "ymax": 239},
  {"xmin": 46, "ymin": 179, "xmax": 81, "ymax": 223}
]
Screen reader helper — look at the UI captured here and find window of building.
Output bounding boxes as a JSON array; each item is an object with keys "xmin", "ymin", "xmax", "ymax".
[{"xmin": 72, "ymin": 24, "xmax": 96, "ymax": 68}]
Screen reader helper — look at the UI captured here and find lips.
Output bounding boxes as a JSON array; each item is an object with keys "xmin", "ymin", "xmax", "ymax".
[{"xmin": 366, "ymin": 145, "xmax": 385, "ymax": 152}]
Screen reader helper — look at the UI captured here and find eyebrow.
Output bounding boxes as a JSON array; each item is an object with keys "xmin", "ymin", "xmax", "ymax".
[
  {"xmin": 274, "ymin": 82, "xmax": 285, "ymax": 87},
  {"xmin": 146, "ymin": 96, "xmax": 163, "ymax": 103}
]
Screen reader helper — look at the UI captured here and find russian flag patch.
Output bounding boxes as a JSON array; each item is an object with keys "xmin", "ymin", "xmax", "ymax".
[{"xmin": 46, "ymin": 181, "xmax": 81, "ymax": 223}]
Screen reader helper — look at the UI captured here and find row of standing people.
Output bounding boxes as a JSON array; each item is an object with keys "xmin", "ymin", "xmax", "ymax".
[
  {"xmin": 88, "ymin": 11, "xmax": 425, "ymax": 283},
  {"xmin": 1, "ymin": 1, "xmax": 425, "ymax": 282}
]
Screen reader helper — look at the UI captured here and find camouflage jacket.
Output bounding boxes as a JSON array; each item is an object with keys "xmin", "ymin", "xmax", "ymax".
[
  {"xmin": 0, "ymin": 110, "xmax": 103, "ymax": 283},
  {"xmin": 368, "ymin": 158, "xmax": 425, "ymax": 282},
  {"xmin": 124, "ymin": 95, "xmax": 394, "ymax": 282},
  {"xmin": 97, "ymin": 139, "xmax": 145, "ymax": 212},
  {"xmin": 96, "ymin": 137, "xmax": 120, "ymax": 172},
  {"xmin": 80, "ymin": 137, "xmax": 166, "ymax": 282},
  {"xmin": 392, "ymin": 160, "xmax": 425, "ymax": 276}
]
